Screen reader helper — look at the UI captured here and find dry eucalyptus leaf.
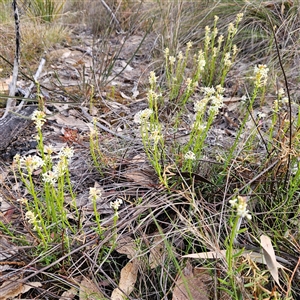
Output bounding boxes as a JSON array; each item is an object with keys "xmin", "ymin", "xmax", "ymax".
[
  {"xmin": 183, "ymin": 250, "xmax": 227, "ymax": 259},
  {"xmin": 122, "ymin": 168, "xmax": 155, "ymax": 185},
  {"xmin": 184, "ymin": 249, "xmax": 285, "ymax": 270},
  {"xmin": 0, "ymin": 237, "xmax": 17, "ymax": 261},
  {"xmin": 79, "ymin": 277, "xmax": 105, "ymax": 300},
  {"xmin": 260, "ymin": 235, "xmax": 280, "ymax": 286},
  {"xmin": 59, "ymin": 286, "xmax": 78, "ymax": 300},
  {"xmin": 115, "ymin": 236, "xmax": 136, "ymax": 259},
  {"xmin": 149, "ymin": 236, "xmax": 165, "ymax": 269},
  {"xmin": 172, "ymin": 261, "xmax": 210, "ymax": 300},
  {"xmin": 0, "ymin": 278, "xmax": 41, "ymax": 300},
  {"xmin": 111, "ymin": 260, "xmax": 138, "ymax": 300},
  {"xmin": 49, "ymin": 113, "xmax": 89, "ymax": 131}
]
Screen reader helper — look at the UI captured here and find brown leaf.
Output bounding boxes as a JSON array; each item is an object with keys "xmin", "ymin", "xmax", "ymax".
[
  {"xmin": 0, "ymin": 277, "xmax": 41, "ymax": 300},
  {"xmin": 115, "ymin": 236, "xmax": 136, "ymax": 259},
  {"xmin": 59, "ymin": 286, "xmax": 78, "ymax": 300},
  {"xmin": 149, "ymin": 236, "xmax": 165, "ymax": 269},
  {"xmin": 79, "ymin": 277, "xmax": 106, "ymax": 300},
  {"xmin": 122, "ymin": 168, "xmax": 156, "ymax": 185},
  {"xmin": 48, "ymin": 113, "xmax": 89, "ymax": 131},
  {"xmin": 172, "ymin": 262, "xmax": 211, "ymax": 300},
  {"xmin": 111, "ymin": 260, "xmax": 139, "ymax": 300}
]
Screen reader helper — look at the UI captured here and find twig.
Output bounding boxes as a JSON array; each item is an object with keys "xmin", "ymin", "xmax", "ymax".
[
  {"xmin": 1, "ymin": 0, "xmax": 20, "ymax": 120},
  {"xmin": 80, "ymin": 106, "xmax": 133, "ymax": 141},
  {"xmin": 100, "ymin": 0, "xmax": 122, "ymax": 33},
  {"xmin": 16, "ymin": 56, "xmax": 46, "ymax": 112},
  {"xmin": 285, "ymin": 254, "xmax": 300, "ymax": 297},
  {"xmin": 268, "ymin": 16, "xmax": 292, "ymax": 187}
]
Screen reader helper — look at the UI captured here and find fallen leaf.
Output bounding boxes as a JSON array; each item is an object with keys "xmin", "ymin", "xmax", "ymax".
[
  {"xmin": 79, "ymin": 277, "xmax": 105, "ymax": 300},
  {"xmin": 122, "ymin": 168, "xmax": 155, "ymax": 185},
  {"xmin": 0, "ymin": 237, "xmax": 17, "ymax": 261},
  {"xmin": 48, "ymin": 113, "xmax": 89, "ymax": 130},
  {"xmin": 120, "ymin": 91, "xmax": 132, "ymax": 100},
  {"xmin": 111, "ymin": 260, "xmax": 138, "ymax": 300},
  {"xmin": 59, "ymin": 286, "xmax": 78, "ymax": 300},
  {"xmin": 149, "ymin": 236, "xmax": 165, "ymax": 269},
  {"xmin": 172, "ymin": 261, "xmax": 211, "ymax": 300},
  {"xmin": 115, "ymin": 236, "xmax": 136, "ymax": 259},
  {"xmin": 260, "ymin": 235, "xmax": 280, "ymax": 286},
  {"xmin": 183, "ymin": 249, "xmax": 286, "ymax": 269},
  {"xmin": 0, "ymin": 277, "xmax": 41, "ymax": 300}
]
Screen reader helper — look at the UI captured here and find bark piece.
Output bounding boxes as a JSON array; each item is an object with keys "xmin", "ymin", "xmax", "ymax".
[{"xmin": 0, "ymin": 105, "xmax": 37, "ymax": 151}]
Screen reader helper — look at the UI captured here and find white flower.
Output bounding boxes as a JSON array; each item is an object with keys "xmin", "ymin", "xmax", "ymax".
[
  {"xmin": 17, "ymin": 197, "xmax": 28, "ymax": 204},
  {"xmin": 186, "ymin": 41, "xmax": 193, "ymax": 50},
  {"xmin": 14, "ymin": 153, "xmax": 20, "ymax": 163},
  {"xmin": 177, "ymin": 51, "xmax": 183, "ymax": 60},
  {"xmin": 224, "ymin": 52, "xmax": 232, "ymax": 67},
  {"xmin": 236, "ymin": 13, "xmax": 244, "ymax": 23},
  {"xmin": 257, "ymin": 112, "xmax": 266, "ymax": 119},
  {"xmin": 291, "ymin": 161, "xmax": 299, "ymax": 175},
  {"xmin": 194, "ymin": 98, "xmax": 208, "ymax": 113},
  {"xmin": 59, "ymin": 146, "xmax": 74, "ymax": 160},
  {"xmin": 149, "ymin": 71, "xmax": 157, "ymax": 86},
  {"xmin": 186, "ymin": 78, "xmax": 195, "ymax": 93},
  {"xmin": 44, "ymin": 144, "xmax": 55, "ymax": 155},
  {"xmin": 19, "ymin": 155, "xmax": 44, "ymax": 175},
  {"xmin": 31, "ymin": 110, "xmax": 46, "ymax": 130},
  {"xmin": 205, "ymin": 26, "xmax": 211, "ymax": 46},
  {"xmin": 212, "ymin": 47, "xmax": 218, "ymax": 58},
  {"xmin": 25, "ymin": 211, "xmax": 36, "ymax": 223},
  {"xmin": 192, "ymin": 121, "xmax": 206, "ymax": 132},
  {"xmin": 197, "ymin": 50, "xmax": 206, "ymax": 71},
  {"xmin": 169, "ymin": 56, "xmax": 176, "ymax": 65},
  {"xmin": 164, "ymin": 47, "xmax": 169, "ymax": 59},
  {"xmin": 201, "ymin": 86, "xmax": 215, "ymax": 96},
  {"xmin": 211, "ymin": 94, "xmax": 224, "ymax": 108},
  {"xmin": 229, "ymin": 198, "xmax": 238, "ymax": 207},
  {"xmin": 184, "ymin": 151, "xmax": 196, "ymax": 160},
  {"xmin": 228, "ymin": 23, "xmax": 235, "ymax": 34},
  {"xmin": 232, "ymin": 44, "xmax": 238, "ymax": 56},
  {"xmin": 213, "ymin": 27, "xmax": 218, "ymax": 37},
  {"xmin": 231, "ymin": 196, "xmax": 251, "ymax": 220},
  {"xmin": 89, "ymin": 187, "xmax": 102, "ymax": 200},
  {"xmin": 53, "ymin": 160, "xmax": 67, "ymax": 177},
  {"xmin": 254, "ymin": 64, "xmax": 269, "ymax": 87},
  {"xmin": 147, "ymin": 89, "xmax": 159, "ymax": 104},
  {"xmin": 110, "ymin": 198, "xmax": 123, "ymax": 210},
  {"xmin": 150, "ymin": 126, "xmax": 162, "ymax": 145},
  {"xmin": 209, "ymin": 105, "xmax": 220, "ymax": 116},
  {"xmin": 277, "ymin": 88, "xmax": 285, "ymax": 98},
  {"xmin": 217, "ymin": 35, "xmax": 224, "ymax": 46},
  {"xmin": 25, "ymin": 211, "xmax": 42, "ymax": 231},
  {"xmin": 273, "ymin": 99, "xmax": 279, "ymax": 112},
  {"xmin": 42, "ymin": 170, "xmax": 58, "ymax": 185},
  {"xmin": 241, "ymin": 95, "xmax": 247, "ymax": 102},
  {"xmin": 134, "ymin": 108, "xmax": 153, "ymax": 124}
]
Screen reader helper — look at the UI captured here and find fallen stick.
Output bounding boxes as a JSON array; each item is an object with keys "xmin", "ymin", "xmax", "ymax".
[{"xmin": 1, "ymin": 0, "xmax": 20, "ymax": 120}]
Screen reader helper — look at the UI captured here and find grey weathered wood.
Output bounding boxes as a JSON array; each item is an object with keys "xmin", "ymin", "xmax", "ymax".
[{"xmin": 0, "ymin": 105, "xmax": 37, "ymax": 151}]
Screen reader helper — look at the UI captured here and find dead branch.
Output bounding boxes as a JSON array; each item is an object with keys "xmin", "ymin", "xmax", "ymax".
[{"xmin": 1, "ymin": 0, "xmax": 21, "ymax": 120}]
